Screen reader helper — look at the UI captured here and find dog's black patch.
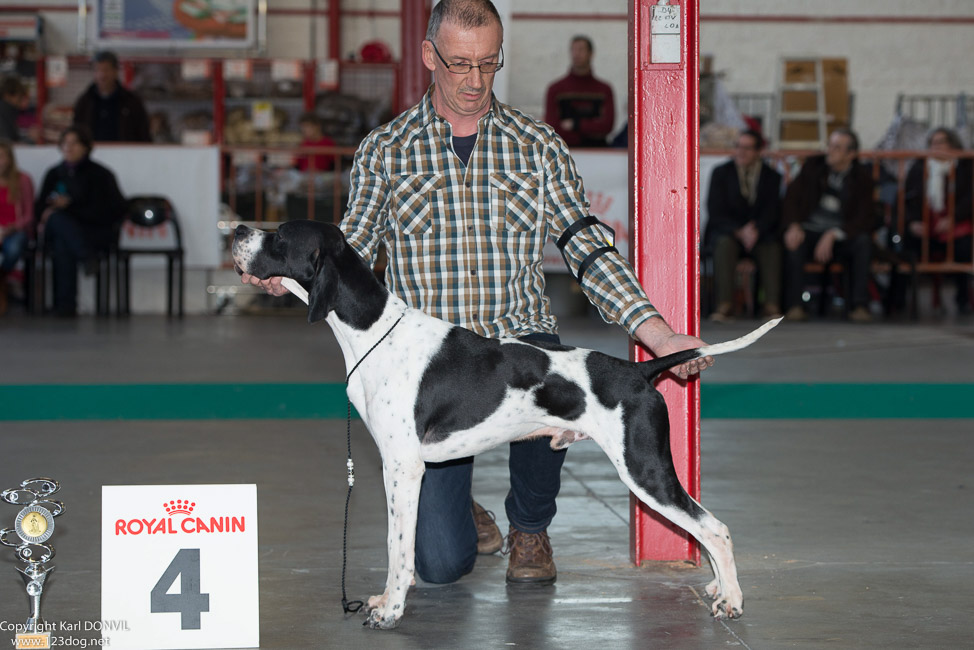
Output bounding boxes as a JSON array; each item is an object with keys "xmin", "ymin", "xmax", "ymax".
[
  {"xmin": 534, "ymin": 374, "xmax": 585, "ymax": 420},
  {"xmin": 586, "ymin": 353, "xmax": 704, "ymax": 519},
  {"xmin": 415, "ymin": 329, "xmax": 552, "ymax": 443}
]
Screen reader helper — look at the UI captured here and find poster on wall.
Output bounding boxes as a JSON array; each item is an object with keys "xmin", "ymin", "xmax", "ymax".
[{"xmin": 95, "ymin": 0, "xmax": 256, "ymax": 49}]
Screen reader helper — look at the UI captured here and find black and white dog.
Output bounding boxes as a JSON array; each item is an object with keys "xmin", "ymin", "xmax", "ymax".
[{"xmin": 232, "ymin": 220, "xmax": 780, "ymax": 629}]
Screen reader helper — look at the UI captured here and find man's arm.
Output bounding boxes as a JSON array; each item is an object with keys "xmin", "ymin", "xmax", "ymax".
[
  {"xmin": 340, "ymin": 134, "xmax": 391, "ymax": 262},
  {"xmin": 543, "ymin": 136, "xmax": 711, "ymax": 377}
]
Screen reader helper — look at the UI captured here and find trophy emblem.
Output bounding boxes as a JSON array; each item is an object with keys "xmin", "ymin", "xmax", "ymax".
[{"xmin": 1, "ymin": 478, "xmax": 65, "ymax": 634}]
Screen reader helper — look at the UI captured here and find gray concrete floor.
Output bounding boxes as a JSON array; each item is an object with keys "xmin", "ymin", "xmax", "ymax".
[{"xmin": 1, "ymin": 311, "xmax": 973, "ymax": 649}]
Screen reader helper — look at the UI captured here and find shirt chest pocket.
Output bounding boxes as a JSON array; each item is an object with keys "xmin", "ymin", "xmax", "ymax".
[
  {"xmin": 392, "ymin": 173, "xmax": 445, "ymax": 235},
  {"xmin": 489, "ymin": 172, "xmax": 541, "ymax": 231}
]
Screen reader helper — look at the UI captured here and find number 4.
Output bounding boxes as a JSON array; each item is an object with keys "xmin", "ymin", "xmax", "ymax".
[{"xmin": 151, "ymin": 548, "xmax": 211, "ymax": 630}]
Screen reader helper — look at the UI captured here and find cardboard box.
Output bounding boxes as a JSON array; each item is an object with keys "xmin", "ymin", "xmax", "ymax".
[
  {"xmin": 781, "ymin": 58, "xmax": 849, "ymax": 122},
  {"xmin": 779, "ymin": 119, "xmax": 849, "ymax": 147}
]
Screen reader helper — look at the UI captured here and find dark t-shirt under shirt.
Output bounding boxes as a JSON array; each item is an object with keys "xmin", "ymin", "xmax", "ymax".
[{"xmin": 453, "ymin": 134, "xmax": 477, "ymax": 167}]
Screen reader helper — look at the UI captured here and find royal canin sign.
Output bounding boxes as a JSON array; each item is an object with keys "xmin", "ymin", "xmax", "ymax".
[{"xmin": 115, "ymin": 499, "xmax": 246, "ymax": 535}]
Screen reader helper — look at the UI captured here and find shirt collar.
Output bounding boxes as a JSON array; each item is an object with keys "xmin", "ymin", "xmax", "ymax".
[{"xmin": 417, "ymin": 85, "xmax": 508, "ymax": 138}]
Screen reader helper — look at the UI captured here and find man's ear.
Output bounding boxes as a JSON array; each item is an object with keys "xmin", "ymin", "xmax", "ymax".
[{"xmin": 308, "ymin": 251, "xmax": 337, "ymax": 323}]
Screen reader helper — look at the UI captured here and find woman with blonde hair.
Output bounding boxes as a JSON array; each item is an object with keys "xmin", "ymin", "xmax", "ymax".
[{"xmin": 0, "ymin": 139, "xmax": 34, "ymax": 315}]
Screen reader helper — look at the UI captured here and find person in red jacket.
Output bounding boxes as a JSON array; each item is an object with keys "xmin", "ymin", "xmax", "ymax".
[
  {"xmin": 295, "ymin": 112, "xmax": 335, "ymax": 173},
  {"xmin": 544, "ymin": 36, "xmax": 614, "ymax": 148}
]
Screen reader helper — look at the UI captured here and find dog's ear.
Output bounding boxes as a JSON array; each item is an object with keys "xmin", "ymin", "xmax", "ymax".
[{"xmin": 308, "ymin": 248, "xmax": 338, "ymax": 323}]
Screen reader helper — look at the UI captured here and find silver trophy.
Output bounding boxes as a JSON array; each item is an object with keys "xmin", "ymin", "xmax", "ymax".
[{"xmin": 1, "ymin": 478, "xmax": 64, "ymax": 633}]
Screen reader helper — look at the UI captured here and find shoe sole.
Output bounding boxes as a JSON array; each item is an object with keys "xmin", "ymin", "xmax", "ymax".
[{"xmin": 506, "ymin": 574, "xmax": 557, "ymax": 585}]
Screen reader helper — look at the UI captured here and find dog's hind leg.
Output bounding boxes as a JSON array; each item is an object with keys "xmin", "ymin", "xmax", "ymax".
[
  {"xmin": 595, "ymin": 415, "xmax": 743, "ymax": 620},
  {"xmin": 365, "ymin": 455, "xmax": 425, "ymax": 630},
  {"xmin": 616, "ymin": 463, "xmax": 742, "ymax": 619}
]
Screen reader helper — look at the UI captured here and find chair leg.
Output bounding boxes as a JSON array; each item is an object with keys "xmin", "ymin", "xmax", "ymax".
[
  {"xmin": 177, "ymin": 254, "xmax": 185, "ymax": 318},
  {"xmin": 167, "ymin": 257, "xmax": 174, "ymax": 317}
]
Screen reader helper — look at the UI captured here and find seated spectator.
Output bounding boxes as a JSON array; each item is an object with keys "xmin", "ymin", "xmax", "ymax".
[
  {"xmin": 782, "ymin": 128, "xmax": 877, "ymax": 323},
  {"xmin": 35, "ymin": 126, "xmax": 126, "ymax": 317},
  {"xmin": 72, "ymin": 51, "xmax": 151, "ymax": 143},
  {"xmin": 295, "ymin": 112, "xmax": 335, "ymax": 173},
  {"xmin": 904, "ymin": 127, "xmax": 972, "ymax": 313},
  {"xmin": 544, "ymin": 36, "xmax": 614, "ymax": 147},
  {"xmin": 704, "ymin": 129, "xmax": 783, "ymax": 321},
  {"xmin": 0, "ymin": 76, "xmax": 28, "ymax": 142},
  {"xmin": 0, "ymin": 140, "xmax": 34, "ymax": 315}
]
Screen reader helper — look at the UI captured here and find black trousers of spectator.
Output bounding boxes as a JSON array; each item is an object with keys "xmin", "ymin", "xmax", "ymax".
[
  {"xmin": 44, "ymin": 211, "xmax": 92, "ymax": 314},
  {"xmin": 785, "ymin": 229, "xmax": 872, "ymax": 311}
]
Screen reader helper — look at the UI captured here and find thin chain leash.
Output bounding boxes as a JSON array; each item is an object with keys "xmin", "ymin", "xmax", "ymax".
[{"xmin": 340, "ymin": 309, "xmax": 407, "ymax": 615}]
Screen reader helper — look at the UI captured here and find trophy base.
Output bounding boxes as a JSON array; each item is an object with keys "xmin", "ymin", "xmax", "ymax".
[{"xmin": 17, "ymin": 564, "xmax": 54, "ymax": 633}]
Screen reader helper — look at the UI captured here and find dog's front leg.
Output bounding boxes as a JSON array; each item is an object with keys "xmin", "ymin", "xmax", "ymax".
[{"xmin": 366, "ymin": 457, "xmax": 424, "ymax": 630}]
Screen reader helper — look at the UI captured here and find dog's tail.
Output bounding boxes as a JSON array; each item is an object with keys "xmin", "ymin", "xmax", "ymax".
[{"xmin": 638, "ymin": 317, "xmax": 783, "ymax": 381}]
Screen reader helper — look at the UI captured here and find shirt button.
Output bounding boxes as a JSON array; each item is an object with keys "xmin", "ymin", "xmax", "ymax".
[
  {"xmin": 470, "ymin": 269, "xmax": 477, "ymax": 276},
  {"xmin": 465, "ymin": 182, "xmax": 471, "ymax": 188}
]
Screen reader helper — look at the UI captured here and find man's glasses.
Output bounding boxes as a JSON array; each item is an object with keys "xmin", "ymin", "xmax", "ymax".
[{"xmin": 429, "ymin": 40, "xmax": 504, "ymax": 74}]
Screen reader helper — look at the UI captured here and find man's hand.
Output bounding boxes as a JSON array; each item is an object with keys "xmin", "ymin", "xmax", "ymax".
[
  {"xmin": 813, "ymin": 230, "xmax": 837, "ymax": 264},
  {"xmin": 736, "ymin": 221, "xmax": 759, "ymax": 252},
  {"xmin": 634, "ymin": 317, "xmax": 713, "ymax": 380},
  {"xmin": 240, "ymin": 273, "xmax": 290, "ymax": 296},
  {"xmin": 784, "ymin": 223, "xmax": 805, "ymax": 251}
]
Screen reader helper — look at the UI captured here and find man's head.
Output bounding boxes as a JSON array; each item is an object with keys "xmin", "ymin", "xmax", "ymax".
[
  {"xmin": 92, "ymin": 51, "xmax": 120, "ymax": 96},
  {"xmin": 0, "ymin": 76, "xmax": 27, "ymax": 107},
  {"xmin": 570, "ymin": 36, "xmax": 594, "ymax": 75},
  {"xmin": 423, "ymin": 0, "xmax": 503, "ymax": 126},
  {"xmin": 733, "ymin": 129, "xmax": 764, "ymax": 168},
  {"xmin": 825, "ymin": 127, "xmax": 859, "ymax": 173}
]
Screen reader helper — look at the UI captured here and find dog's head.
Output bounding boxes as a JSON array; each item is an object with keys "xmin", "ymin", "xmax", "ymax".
[{"xmin": 232, "ymin": 220, "xmax": 360, "ymax": 324}]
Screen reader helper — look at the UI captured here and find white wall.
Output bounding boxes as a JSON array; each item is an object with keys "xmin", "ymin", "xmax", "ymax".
[{"xmin": 7, "ymin": 0, "xmax": 974, "ymax": 147}]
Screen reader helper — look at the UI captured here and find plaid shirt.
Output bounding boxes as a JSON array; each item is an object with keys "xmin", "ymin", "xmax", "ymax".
[{"xmin": 341, "ymin": 87, "xmax": 658, "ymax": 339}]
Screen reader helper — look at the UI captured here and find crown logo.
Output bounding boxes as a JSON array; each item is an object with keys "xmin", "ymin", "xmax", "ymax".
[{"xmin": 163, "ymin": 499, "xmax": 196, "ymax": 516}]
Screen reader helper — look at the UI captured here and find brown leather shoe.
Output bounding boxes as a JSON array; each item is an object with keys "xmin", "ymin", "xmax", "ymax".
[
  {"xmin": 504, "ymin": 527, "xmax": 556, "ymax": 584},
  {"xmin": 472, "ymin": 501, "xmax": 502, "ymax": 555}
]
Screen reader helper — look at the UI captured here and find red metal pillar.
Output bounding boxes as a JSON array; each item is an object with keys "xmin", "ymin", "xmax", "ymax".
[
  {"xmin": 328, "ymin": 0, "xmax": 341, "ymax": 61},
  {"xmin": 400, "ymin": 0, "xmax": 431, "ymax": 110},
  {"xmin": 628, "ymin": 0, "xmax": 701, "ymax": 566}
]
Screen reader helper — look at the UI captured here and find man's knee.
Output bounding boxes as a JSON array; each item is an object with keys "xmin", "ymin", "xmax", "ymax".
[{"xmin": 414, "ymin": 544, "xmax": 475, "ymax": 584}]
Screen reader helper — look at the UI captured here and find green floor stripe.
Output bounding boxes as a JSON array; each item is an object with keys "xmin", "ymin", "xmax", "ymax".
[
  {"xmin": 0, "ymin": 384, "xmax": 354, "ymax": 421},
  {"xmin": 701, "ymin": 384, "xmax": 974, "ymax": 419},
  {"xmin": 0, "ymin": 383, "xmax": 972, "ymax": 421}
]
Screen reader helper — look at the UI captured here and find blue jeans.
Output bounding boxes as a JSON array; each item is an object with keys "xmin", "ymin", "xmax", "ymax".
[
  {"xmin": 0, "ymin": 230, "xmax": 27, "ymax": 273},
  {"xmin": 413, "ymin": 332, "xmax": 567, "ymax": 584}
]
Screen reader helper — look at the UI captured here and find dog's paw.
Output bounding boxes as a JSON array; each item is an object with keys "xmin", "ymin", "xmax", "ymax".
[
  {"xmin": 711, "ymin": 597, "xmax": 743, "ymax": 620},
  {"xmin": 365, "ymin": 607, "xmax": 401, "ymax": 630},
  {"xmin": 367, "ymin": 594, "xmax": 387, "ymax": 610},
  {"xmin": 704, "ymin": 577, "xmax": 721, "ymax": 599}
]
